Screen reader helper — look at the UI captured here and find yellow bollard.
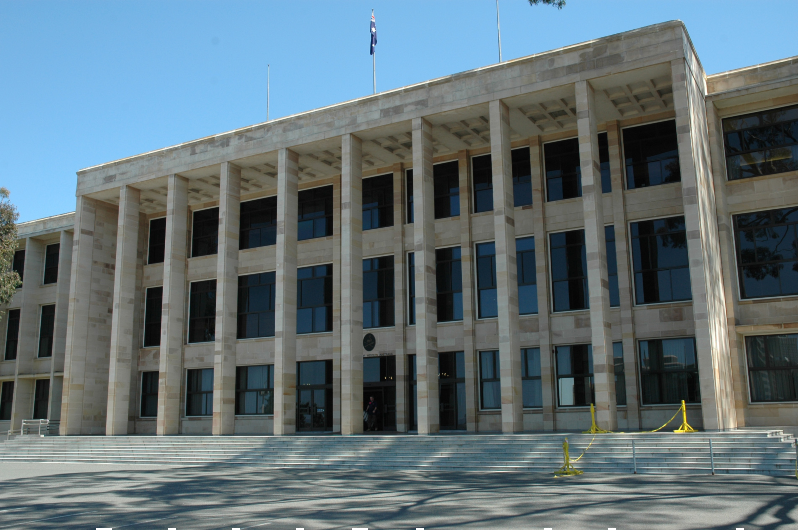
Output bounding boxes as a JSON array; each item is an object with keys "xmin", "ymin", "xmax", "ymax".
[
  {"xmin": 674, "ymin": 400, "xmax": 697, "ymax": 433},
  {"xmin": 582, "ymin": 403, "xmax": 610, "ymax": 434},
  {"xmin": 554, "ymin": 437, "xmax": 583, "ymax": 476}
]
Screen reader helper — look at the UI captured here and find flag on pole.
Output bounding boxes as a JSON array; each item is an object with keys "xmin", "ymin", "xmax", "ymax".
[{"xmin": 370, "ymin": 12, "xmax": 377, "ymax": 55}]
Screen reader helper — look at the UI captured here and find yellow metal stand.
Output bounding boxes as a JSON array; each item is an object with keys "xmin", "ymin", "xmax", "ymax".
[
  {"xmin": 582, "ymin": 403, "xmax": 610, "ymax": 434},
  {"xmin": 554, "ymin": 437, "xmax": 583, "ymax": 477},
  {"xmin": 674, "ymin": 400, "xmax": 697, "ymax": 433}
]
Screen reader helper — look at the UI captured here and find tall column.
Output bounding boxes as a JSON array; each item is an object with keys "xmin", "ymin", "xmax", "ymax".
[
  {"xmin": 392, "ymin": 162, "xmax": 408, "ymax": 432},
  {"xmin": 212, "ymin": 162, "xmax": 241, "ymax": 435},
  {"xmin": 489, "ymin": 100, "xmax": 523, "ymax": 433},
  {"xmin": 106, "ymin": 185, "xmax": 141, "ymax": 435},
  {"xmin": 576, "ymin": 80, "xmax": 617, "ymax": 431},
  {"xmin": 274, "ymin": 148, "xmax": 299, "ymax": 435},
  {"xmin": 53, "ymin": 229, "xmax": 74, "ymax": 375},
  {"xmin": 671, "ymin": 58, "xmax": 736, "ymax": 430},
  {"xmin": 340, "ymin": 134, "xmax": 364, "ymax": 435},
  {"xmin": 157, "ymin": 174, "xmax": 188, "ymax": 436},
  {"xmin": 412, "ymin": 117, "xmax": 439, "ymax": 434}
]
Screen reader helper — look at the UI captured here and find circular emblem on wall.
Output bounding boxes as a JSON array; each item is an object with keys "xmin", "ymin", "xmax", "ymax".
[{"xmin": 363, "ymin": 333, "xmax": 376, "ymax": 352}]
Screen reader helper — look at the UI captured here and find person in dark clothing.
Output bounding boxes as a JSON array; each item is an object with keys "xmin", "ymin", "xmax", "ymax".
[{"xmin": 365, "ymin": 396, "xmax": 379, "ymax": 431}]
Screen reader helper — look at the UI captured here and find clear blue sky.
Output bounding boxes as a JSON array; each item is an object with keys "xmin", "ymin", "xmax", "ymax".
[{"xmin": 2, "ymin": 0, "xmax": 797, "ymax": 222}]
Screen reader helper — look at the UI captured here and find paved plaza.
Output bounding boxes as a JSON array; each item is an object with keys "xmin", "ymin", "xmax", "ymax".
[{"xmin": 0, "ymin": 463, "xmax": 796, "ymax": 529}]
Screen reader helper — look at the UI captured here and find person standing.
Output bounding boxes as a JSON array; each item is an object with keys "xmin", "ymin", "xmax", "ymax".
[{"xmin": 365, "ymin": 396, "xmax": 379, "ymax": 432}]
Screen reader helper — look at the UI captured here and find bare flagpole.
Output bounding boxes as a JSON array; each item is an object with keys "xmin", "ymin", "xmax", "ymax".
[
  {"xmin": 267, "ymin": 64, "xmax": 270, "ymax": 121},
  {"xmin": 372, "ymin": 9, "xmax": 376, "ymax": 94},
  {"xmin": 496, "ymin": 0, "xmax": 503, "ymax": 62}
]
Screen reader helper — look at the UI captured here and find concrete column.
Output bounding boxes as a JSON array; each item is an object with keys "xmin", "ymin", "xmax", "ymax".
[
  {"xmin": 106, "ymin": 185, "xmax": 141, "ymax": 435},
  {"xmin": 212, "ymin": 162, "xmax": 241, "ymax": 435},
  {"xmin": 157, "ymin": 175, "xmax": 188, "ymax": 436},
  {"xmin": 340, "ymin": 134, "xmax": 364, "ymax": 435},
  {"xmin": 671, "ymin": 58, "xmax": 736, "ymax": 430},
  {"xmin": 489, "ymin": 100, "xmax": 523, "ymax": 433},
  {"xmin": 53, "ymin": 229, "xmax": 74, "ymax": 375},
  {"xmin": 530, "ymin": 137, "xmax": 556, "ymax": 431},
  {"xmin": 576, "ymin": 80, "xmax": 617, "ymax": 431},
  {"xmin": 411, "ymin": 117, "xmax": 439, "ymax": 434},
  {"xmin": 606, "ymin": 121, "xmax": 641, "ymax": 430},
  {"xmin": 392, "ymin": 162, "xmax": 408, "ymax": 432},
  {"xmin": 274, "ymin": 148, "xmax": 299, "ymax": 435},
  {"xmin": 15, "ymin": 238, "xmax": 43, "ymax": 375}
]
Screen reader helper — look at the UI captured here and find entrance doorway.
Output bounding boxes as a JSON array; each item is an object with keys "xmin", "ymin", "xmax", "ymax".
[
  {"xmin": 297, "ymin": 360, "xmax": 333, "ymax": 432},
  {"xmin": 439, "ymin": 351, "xmax": 466, "ymax": 430},
  {"xmin": 363, "ymin": 355, "xmax": 396, "ymax": 432}
]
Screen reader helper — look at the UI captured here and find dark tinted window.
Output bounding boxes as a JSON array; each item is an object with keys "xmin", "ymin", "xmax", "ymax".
[
  {"xmin": 476, "ymin": 242, "xmax": 497, "ymax": 318},
  {"xmin": 192, "ymin": 208, "xmax": 219, "ymax": 258},
  {"xmin": 606, "ymin": 226, "xmax": 620, "ymax": 307},
  {"xmin": 623, "ymin": 120, "xmax": 680, "ymax": 189},
  {"xmin": 33, "ymin": 379, "xmax": 49, "ymax": 419},
  {"xmin": 640, "ymin": 338, "xmax": 699, "ymax": 405},
  {"xmin": 545, "ymin": 138, "xmax": 581, "ymax": 201},
  {"xmin": 143, "ymin": 287, "xmax": 162, "ymax": 348},
  {"xmin": 556, "ymin": 344, "xmax": 594, "ymax": 407},
  {"xmin": 733, "ymin": 207, "xmax": 798, "ymax": 299},
  {"xmin": 473, "ymin": 154, "xmax": 493, "ymax": 213},
  {"xmin": 434, "ymin": 161, "xmax": 460, "ymax": 219},
  {"xmin": 516, "ymin": 237, "xmax": 538, "ymax": 315},
  {"xmin": 723, "ymin": 104, "xmax": 798, "ymax": 181},
  {"xmin": 5, "ymin": 309, "xmax": 20, "ymax": 361},
  {"xmin": 407, "ymin": 253, "xmax": 415, "ymax": 325},
  {"xmin": 188, "ymin": 280, "xmax": 216, "ymax": 343},
  {"xmin": 297, "ymin": 264, "xmax": 333, "ymax": 334},
  {"xmin": 599, "ymin": 132, "xmax": 612, "ymax": 194},
  {"xmin": 140, "ymin": 371, "xmax": 158, "ymax": 417},
  {"xmin": 550, "ymin": 230, "xmax": 589, "ymax": 312},
  {"xmin": 240, "ymin": 196, "xmax": 277, "ymax": 250},
  {"xmin": 479, "ymin": 351, "xmax": 501, "ymax": 410},
  {"xmin": 186, "ymin": 368, "xmax": 213, "ymax": 416},
  {"xmin": 614, "ymin": 342, "xmax": 626, "ymax": 406},
  {"xmin": 364, "ymin": 356, "xmax": 396, "ymax": 383},
  {"xmin": 0, "ymin": 381, "xmax": 13, "ymax": 421},
  {"xmin": 522, "ymin": 347, "xmax": 542, "ymax": 408},
  {"xmin": 436, "ymin": 247, "xmax": 462, "ymax": 322},
  {"xmin": 298, "ymin": 186, "xmax": 333, "ymax": 241},
  {"xmin": 746, "ymin": 334, "xmax": 798, "ymax": 402},
  {"xmin": 43, "ymin": 243, "xmax": 59, "ymax": 284},
  {"xmin": 237, "ymin": 272, "xmax": 275, "ymax": 339},
  {"xmin": 38, "ymin": 305, "xmax": 55, "ymax": 358},
  {"xmin": 236, "ymin": 365, "xmax": 274, "ymax": 415},
  {"xmin": 298, "ymin": 360, "xmax": 332, "ymax": 386},
  {"xmin": 406, "ymin": 169, "xmax": 414, "ymax": 224},
  {"xmin": 363, "ymin": 256, "xmax": 395, "ymax": 329},
  {"xmin": 363, "ymin": 174, "xmax": 393, "ymax": 231},
  {"xmin": 631, "ymin": 216, "xmax": 691, "ymax": 304},
  {"xmin": 512, "ymin": 147, "xmax": 533, "ymax": 207},
  {"xmin": 12, "ymin": 250, "xmax": 24, "ymax": 283},
  {"xmin": 148, "ymin": 217, "xmax": 166, "ymax": 264}
]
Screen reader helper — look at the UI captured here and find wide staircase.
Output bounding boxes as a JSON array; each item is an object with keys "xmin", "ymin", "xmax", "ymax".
[{"xmin": 1, "ymin": 430, "xmax": 795, "ymax": 475}]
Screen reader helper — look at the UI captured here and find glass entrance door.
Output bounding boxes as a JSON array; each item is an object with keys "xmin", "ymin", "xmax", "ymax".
[
  {"xmin": 363, "ymin": 355, "xmax": 397, "ymax": 432},
  {"xmin": 439, "ymin": 351, "xmax": 466, "ymax": 430},
  {"xmin": 297, "ymin": 360, "xmax": 333, "ymax": 432}
]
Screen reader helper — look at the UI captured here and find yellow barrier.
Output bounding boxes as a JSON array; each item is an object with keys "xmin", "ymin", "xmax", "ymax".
[
  {"xmin": 554, "ymin": 437, "xmax": 583, "ymax": 477},
  {"xmin": 582, "ymin": 400, "xmax": 697, "ymax": 434},
  {"xmin": 673, "ymin": 400, "xmax": 697, "ymax": 433},
  {"xmin": 583, "ymin": 403, "xmax": 609, "ymax": 434}
]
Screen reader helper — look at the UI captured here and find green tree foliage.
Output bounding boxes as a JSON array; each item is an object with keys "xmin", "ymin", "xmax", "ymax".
[
  {"xmin": 529, "ymin": 0, "xmax": 566, "ymax": 8},
  {"xmin": 0, "ymin": 188, "xmax": 21, "ymax": 314}
]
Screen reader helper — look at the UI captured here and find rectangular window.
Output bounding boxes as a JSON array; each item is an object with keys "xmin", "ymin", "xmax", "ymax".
[
  {"xmin": 12, "ymin": 250, "xmax": 24, "ymax": 283},
  {"xmin": 407, "ymin": 252, "xmax": 415, "ymax": 325},
  {"xmin": 545, "ymin": 138, "xmax": 581, "ymax": 201},
  {"xmin": 297, "ymin": 264, "xmax": 333, "ymax": 334},
  {"xmin": 148, "ymin": 217, "xmax": 166, "ymax": 264},
  {"xmin": 237, "ymin": 272, "xmax": 276, "ymax": 339},
  {"xmin": 191, "ymin": 208, "xmax": 219, "ymax": 258},
  {"xmin": 599, "ymin": 132, "xmax": 612, "ymax": 194},
  {"xmin": 362, "ymin": 174, "xmax": 394, "ymax": 230},
  {"xmin": 0, "ymin": 381, "xmax": 13, "ymax": 421},
  {"xmin": 639, "ymin": 338, "xmax": 700, "ymax": 405},
  {"xmin": 186, "ymin": 368, "xmax": 213, "ymax": 416},
  {"xmin": 33, "ymin": 379, "xmax": 49, "ymax": 420},
  {"xmin": 434, "ymin": 161, "xmax": 460, "ymax": 219},
  {"xmin": 606, "ymin": 226, "xmax": 620, "ymax": 307},
  {"xmin": 406, "ymin": 169, "xmax": 414, "ymax": 224},
  {"xmin": 5, "ymin": 309, "xmax": 20, "ymax": 361},
  {"xmin": 38, "ymin": 305, "xmax": 55, "ymax": 358},
  {"xmin": 472, "ymin": 154, "xmax": 493, "ymax": 213},
  {"xmin": 436, "ymin": 247, "xmax": 463, "ymax": 322},
  {"xmin": 297, "ymin": 360, "xmax": 334, "ymax": 431},
  {"xmin": 522, "ymin": 347, "xmax": 542, "ymax": 408},
  {"xmin": 614, "ymin": 342, "xmax": 626, "ymax": 406},
  {"xmin": 734, "ymin": 207, "xmax": 798, "ymax": 299},
  {"xmin": 240, "ymin": 196, "xmax": 277, "ymax": 250},
  {"xmin": 623, "ymin": 120, "xmax": 680, "ymax": 189},
  {"xmin": 556, "ymin": 344, "xmax": 594, "ymax": 407},
  {"xmin": 236, "ymin": 365, "xmax": 274, "ymax": 415},
  {"xmin": 550, "ymin": 230, "xmax": 589, "ymax": 312},
  {"xmin": 746, "ymin": 334, "xmax": 798, "ymax": 403},
  {"xmin": 143, "ymin": 287, "xmax": 162, "ymax": 348},
  {"xmin": 476, "ymin": 242, "xmax": 498, "ymax": 319},
  {"xmin": 43, "ymin": 243, "xmax": 59, "ymax": 284},
  {"xmin": 298, "ymin": 186, "xmax": 333, "ymax": 241},
  {"xmin": 723, "ymin": 104, "xmax": 798, "ymax": 181},
  {"xmin": 479, "ymin": 350, "xmax": 501, "ymax": 410},
  {"xmin": 140, "ymin": 371, "xmax": 158, "ymax": 417},
  {"xmin": 516, "ymin": 237, "xmax": 538, "ymax": 315},
  {"xmin": 363, "ymin": 256, "xmax": 395, "ymax": 329},
  {"xmin": 631, "ymin": 216, "xmax": 691, "ymax": 304},
  {"xmin": 188, "ymin": 280, "xmax": 216, "ymax": 343},
  {"xmin": 512, "ymin": 147, "xmax": 533, "ymax": 207}
]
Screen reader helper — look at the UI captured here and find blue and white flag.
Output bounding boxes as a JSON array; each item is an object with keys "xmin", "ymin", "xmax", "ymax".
[{"xmin": 370, "ymin": 12, "xmax": 377, "ymax": 55}]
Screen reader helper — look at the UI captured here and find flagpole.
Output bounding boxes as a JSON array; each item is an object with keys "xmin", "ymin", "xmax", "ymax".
[
  {"xmin": 496, "ymin": 0, "xmax": 503, "ymax": 62},
  {"xmin": 267, "ymin": 64, "xmax": 270, "ymax": 121},
  {"xmin": 372, "ymin": 9, "xmax": 376, "ymax": 94}
]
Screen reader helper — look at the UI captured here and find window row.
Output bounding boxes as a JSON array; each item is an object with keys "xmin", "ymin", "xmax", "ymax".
[
  {"xmin": 9, "ymin": 243, "xmax": 60, "ymax": 286},
  {"xmin": 3, "ymin": 305, "xmax": 55, "ymax": 361}
]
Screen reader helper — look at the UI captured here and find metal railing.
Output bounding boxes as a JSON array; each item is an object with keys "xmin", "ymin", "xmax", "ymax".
[{"xmin": 4, "ymin": 419, "xmax": 60, "ymax": 440}]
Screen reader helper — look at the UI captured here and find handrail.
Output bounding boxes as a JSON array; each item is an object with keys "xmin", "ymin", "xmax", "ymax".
[{"xmin": 4, "ymin": 419, "xmax": 60, "ymax": 440}]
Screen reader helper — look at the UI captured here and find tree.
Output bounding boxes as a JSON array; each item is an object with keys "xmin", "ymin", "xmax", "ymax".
[
  {"xmin": 0, "ymin": 187, "xmax": 21, "ymax": 315},
  {"xmin": 529, "ymin": 0, "xmax": 566, "ymax": 8}
]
